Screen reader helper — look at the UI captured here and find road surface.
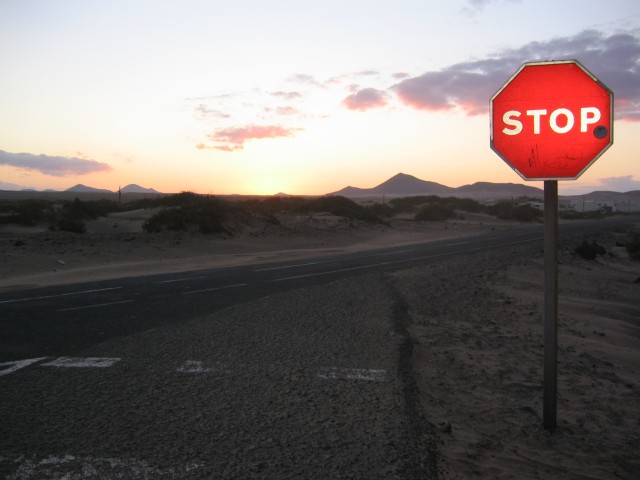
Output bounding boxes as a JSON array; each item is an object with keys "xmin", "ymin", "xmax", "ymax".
[{"xmin": 0, "ymin": 219, "xmax": 633, "ymax": 479}]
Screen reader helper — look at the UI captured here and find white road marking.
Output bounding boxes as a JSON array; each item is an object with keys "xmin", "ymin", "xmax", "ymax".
[
  {"xmin": 56, "ymin": 300, "xmax": 134, "ymax": 312},
  {"xmin": 2, "ymin": 356, "xmax": 387, "ymax": 383},
  {"xmin": 176, "ymin": 360, "xmax": 387, "ymax": 383},
  {"xmin": 254, "ymin": 261, "xmax": 322, "ymax": 272},
  {"xmin": 273, "ymin": 261, "xmax": 396, "ymax": 281},
  {"xmin": 176, "ymin": 360, "xmax": 211, "ymax": 373},
  {"xmin": 274, "ymin": 239, "xmax": 541, "ymax": 282},
  {"xmin": 5, "ymin": 454, "xmax": 205, "ymax": 479},
  {"xmin": 0, "ymin": 357, "xmax": 48, "ymax": 377},
  {"xmin": 372, "ymin": 249, "xmax": 417, "ymax": 256},
  {"xmin": 0, "ymin": 287, "xmax": 123, "ymax": 304},
  {"xmin": 41, "ymin": 357, "xmax": 121, "ymax": 368},
  {"xmin": 182, "ymin": 283, "xmax": 248, "ymax": 295},
  {"xmin": 154, "ymin": 276, "xmax": 206, "ymax": 284},
  {"xmin": 317, "ymin": 367, "xmax": 387, "ymax": 382}
]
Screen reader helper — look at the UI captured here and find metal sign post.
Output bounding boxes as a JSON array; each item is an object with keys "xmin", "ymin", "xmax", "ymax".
[{"xmin": 543, "ymin": 180, "xmax": 558, "ymax": 430}]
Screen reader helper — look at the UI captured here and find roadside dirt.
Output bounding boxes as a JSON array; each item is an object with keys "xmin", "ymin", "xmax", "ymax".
[{"xmin": 391, "ymin": 228, "xmax": 639, "ymax": 479}]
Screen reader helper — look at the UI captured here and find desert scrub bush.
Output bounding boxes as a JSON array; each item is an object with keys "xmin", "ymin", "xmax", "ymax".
[
  {"xmin": 50, "ymin": 197, "xmax": 123, "ymax": 234},
  {"xmin": 510, "ymin": 204, "xmax": 543, "ymax": 222},
  {"xmin": 485, "ymin": 200, "xmax": 543, "ymax": 222},
  {"xmin": 244, "ymin": 196, "xmax": 307, "ymax": 214},
  {"xmin": 142, "ymin": 193, "xmax": 232, "ymax": 234},
  {"xmin": 389, "ymin": 196, "xmax": 483, "ymax": 216},
  {"xmin": 625, "ymin": 231, "xmax": 640, "ymax": 260},
  {"xmin": 60, "ymin": 198, "xmax": 122, "ymax": 220},
  {"xmin": 53, "ymin": 217, "xmax": 87, "ymax": 234},
  {"xmin": 388, "ymin": 196, "xmax": 435, "ymax": 214},
  {"xmin": 364, "ymin": 202, "xmax": 394, "ymax": 219},
  {"xmin": 558, "ymin": 210, "xmax": 606, "ymax": 220},
  {"xmin": 297, "ymin": 196, "xmax": 383, "ymax": 223},
  {"xmin": 442, "ymin": 197, "xmax": 483, "ymax": 213},
  {"xmin": 0, "ymin": 199, "xmax": 55, "ymax": 226},
  {"xmin": 414, "ymin": 203, "xmax": 456, "ymax": 221}
]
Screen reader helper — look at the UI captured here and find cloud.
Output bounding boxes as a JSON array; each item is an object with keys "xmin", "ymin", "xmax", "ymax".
[
  {"xmin": 287, "ymin": 74, "xmax": 326, "ymax": 88},
  {"xmin": 0, "ymin": 150, "xmax": 112, "ymax": 176},
  {"xmin": 0, "ymin": 180, "xmax": 29, "ymax": 191},
  {"xmin": 326, "ymin": 70, "xmax": 380, "ymax": 86},
  {"xmin": 197, "ymin": 125, "xmax": 301, "ymax": 152},
  {"xmin": 195, "ymin": 103, "xmax": 231, "ymax": 119},
  {"xmin": 342, "ymin": 88, "xmax": 389, "ymax": 111},
  {"xmin": 270, "ymin": 91, "xmax": 303, "ymax": 100},
  {"xmin": 393, "ymin": 29, "xmax": 640, "ymax": 120},
  {"xmin": 596, "ymin": 175, "xmax": 640, "ymax": 192},
  {"xmin": 274, "ymin": 106, "xmax": 299, "ymax": 116},
  {"xmin": 462, "ymin": 0, "xmax": 522, "ymax": 17}
]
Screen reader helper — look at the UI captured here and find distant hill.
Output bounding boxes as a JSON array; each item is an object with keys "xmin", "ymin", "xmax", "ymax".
[
  {"xmin": 331, "ymin": 173, "xmax": 454, "ymax": 197},
  {"xmin": 329, "ymin": 173, "xmax": 543, "ymax": 200},
  {"xmin": 562, "ymin": 190, "xmax": 640, "ymax": 201},
  {"xmin": 120, "ymin": 184, "xmax": 160, "ymax": 194},
  {"xmin": 66, "ymin": 184, "xmax": 113, "ymax": 194},
  {"xmin": 64, "ymin": 184, "xmax": 162, "ymax": 194}
]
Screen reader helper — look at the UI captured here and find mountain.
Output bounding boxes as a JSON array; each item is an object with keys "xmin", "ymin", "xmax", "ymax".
[
  {"xmin": 64, "ymin": 184, "xmax": 162, "ymax": 194},
  {"xmin": 328, "ymin": 174, "xmax": 543, "ymax": 200},
  {"xmin": 120, "ymin": 184, "xmax": 160, "ymax": 194},
  {"xmin": 66, "ymin": 184, "xmax": 113, "ymax": 193},
  {"xmin": 331, "ymin": 173, "xmax": 454, "ymax": 197},
  {"xmin": 562, "ymin": 190, "xmax": 640, "ymax": 201}
]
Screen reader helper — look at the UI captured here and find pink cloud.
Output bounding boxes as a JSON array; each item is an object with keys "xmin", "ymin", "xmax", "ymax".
[
  {"xmin": 393, "ymin": 29, "xmax": 640, "ymax": 120},
  {"xmin": 0, "ymin": 150, "xmax": 112, "ymax": 176},
  {"xmin": 270, "ymin": 90, "xmax": 303, "ymax": 100},
  {"xmin": 275, "ymin": 106, "xmax": 299, "ymax": 116},
  {"xmin": 341, "ymin": 88, "xmax": 389, "ymax": 111},
  {"xmin": 198, "ymin": 124, "xmax": 301, "ymax": 152}
]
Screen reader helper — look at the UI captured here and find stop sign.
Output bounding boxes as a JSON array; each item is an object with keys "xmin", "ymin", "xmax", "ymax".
[{"xmin": 491, "ymin": 60, "xmax": 613, "ymax": 180}]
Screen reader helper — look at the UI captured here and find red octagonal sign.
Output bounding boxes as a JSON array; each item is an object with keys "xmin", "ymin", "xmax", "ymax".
[{"xmin": 491, "ymin": 60, "xmax": 613, "ymax": 180}]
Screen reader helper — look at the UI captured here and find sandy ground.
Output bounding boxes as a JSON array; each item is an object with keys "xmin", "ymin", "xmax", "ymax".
[
  {"xmin": 0, "ymin": 211, "xmax": 503, "ymax": 290},
  {"xmin": 1, "ymin": 212, "xmax": 638, "ymax": 478},
  {"xmin": 391, "ymin": 227, "xmax": 639, "ymax": 479}
]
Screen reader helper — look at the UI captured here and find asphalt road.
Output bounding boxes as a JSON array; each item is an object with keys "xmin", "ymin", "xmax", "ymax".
[
  {"xmin": 0, "ymin": 226, "xmax": 546, "ymax": 362},
  {"xmin": 0, "ymin": 218, "xmax": 635, "ymax": 479}
]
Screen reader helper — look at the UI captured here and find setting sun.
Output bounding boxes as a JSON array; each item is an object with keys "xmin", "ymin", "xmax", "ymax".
[{"xmin": 1, "ymin": 1, "xmax": 638, "ymax": 195}]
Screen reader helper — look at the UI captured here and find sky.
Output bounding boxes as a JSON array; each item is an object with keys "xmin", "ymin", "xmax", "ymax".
[{"xmin": 1, "ymin": 0, "xmax": 639, "ymax": 196}]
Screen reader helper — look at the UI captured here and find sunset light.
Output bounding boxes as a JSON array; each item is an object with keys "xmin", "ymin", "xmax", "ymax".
[
  {"xmin": 1, "ymin": 0, "xmax": 639, "ymax": 195},
  {"xmin": 2, "ymin": 3, "xmax": 640, "ymax": 476}
]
